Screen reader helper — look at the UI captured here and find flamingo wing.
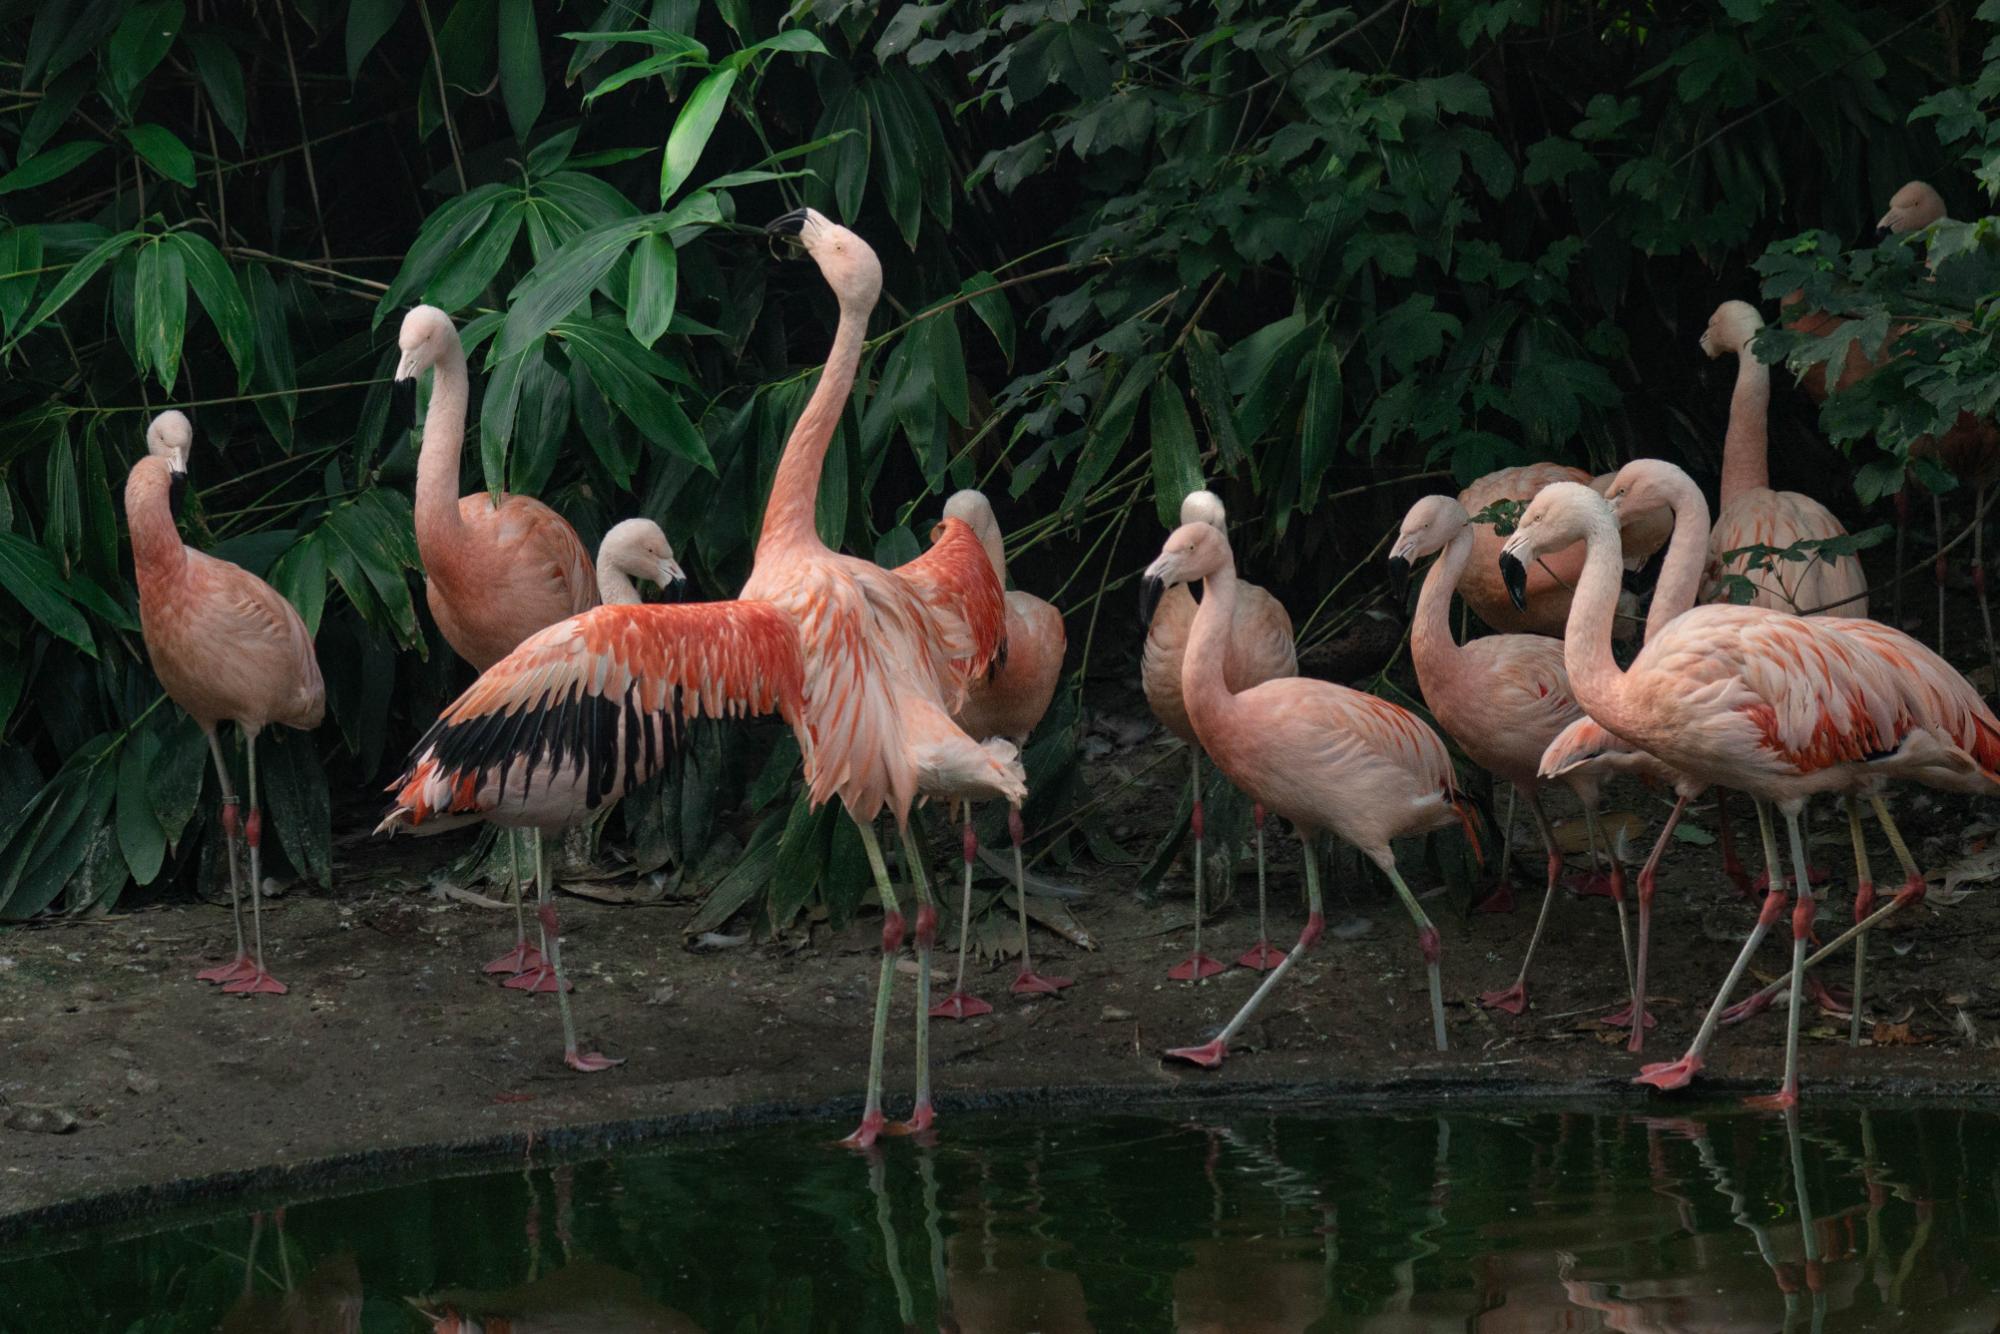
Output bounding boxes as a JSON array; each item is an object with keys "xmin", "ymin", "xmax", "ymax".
[
  {"xmin": 382, "ymin": 601, "xmax": 805, "ymax": 829},
  {"xmin": 1707, "ymin": 490, "xmax": 1866, "ymax": 616},
  {"xmin": 900, "ymin": 514, "xmax": 1007, "ymax": 698}
]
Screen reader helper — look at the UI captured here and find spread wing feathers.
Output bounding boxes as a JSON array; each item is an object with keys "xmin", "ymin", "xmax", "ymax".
[
  {"xmin": 1707, "ymin": 490, "xmax": 1867, "ymax": 616},
  {"xmin": 380, "ymin": 602, "xmax": 805, "ymax": 830},
  {"xmin": 895, "ymin": 516, "xmax": 1007, "ymax": 701}
]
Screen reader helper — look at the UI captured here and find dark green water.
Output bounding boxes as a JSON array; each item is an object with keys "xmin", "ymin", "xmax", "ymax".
[{"xmin": 4, "ymin": 1107, "xmax": 1997, "ymax": 1332}]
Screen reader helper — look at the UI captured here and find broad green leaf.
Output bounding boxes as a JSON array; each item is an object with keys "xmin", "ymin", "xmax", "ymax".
[
  {"xmin": 262, "ymin": 727, "xmax": 332, "ymax": 888},
  {"xmin": 268, "ymin": 532, "xmax": 328, "ymax": 636},
  {"xmin": 1061, "ymin": 354, "xmax": 1158, "ymax": 519},
  {"xmin": 479, "ymin": 339, "xmax": 535, "ymax": 496},
  {"xmin": 5, "ymin": 230, "xmax": 139, "ymax": 352},
  {"xmin": 377, "ymin": 183, "xmax": 507, "ymax": 319},
  {"xmin": 767, "ymin": 788, "xmax": 831, "ymax": 925},
  {"xmin": 863, "ymin": 81, "xmax": 921, "ymax": 244},
  {"xmin": 581, "ymin": 47, "xmax": 707, "ymax": 104},
  {"xmin": 78, "ymin": 426, "xmax": 120, "ymax": 587},
  {"xmin": 661, "ymin": 66, "xmax": 738, "ymax": 202},
  {"xmin": 1299, "ymin": 330, "xmax": 1344, "ymax": 510},
  {"xmin": 0, "ymin": 226, "xmax": 43, "ymax": 336},
  {"xmin": 170, "ymin": 232, "xmax": 255, "ymax": 390},
  {"xmin": 65, "ymin": 569, "xmax": 140, "ymax": 631},
  {"xmin": 960, "ymin": 270, "xmax": 1013, "ymax": 366},
  {"xmin": 106, "ymin": 2, "xmax": 184, "ymax": 105},
  {"xmin": 345, "ymin": 0, "xmax": 407, "ymax": 79},
  {"xmin": 0, "ymin": 530, "xmax": 91, "ymax": 652},
  {"xmin": 1148, "ymin": 378, "xmax": 1204, "ymax": 528},
  {"xmin": 149, "ymin": 709, "xmax": 207, "ymax": 848},
  {"xmin": 733, "ymin": 28, "xmax": 832, "ymax": 65},
  {"xmin": 925, "ymin": 307, "xmax": 969, "ymax": 426},
  {"xmin": 496, "ymin": 0, "xmax": 545, "ymax": 140},
  {"xmin": 0, "ymin": 141, "xmax": 106, "ymax": 196},
  {"xmin": 42, "ymin": 433, "xmax": 79, "ymax": 574},
  {"xmin": 184, "ymin": 32, "xmax": 249, "ymax": 144},
  {"xmin": 499, "ymin": 215, "xmax": 657, "ymax": 359},
  {"xmin": 1184, "ymin": 327, "xmax": 1242, "ymax": 466},
  {"xmin": 561, "ymin": 319, "xmax": 713, "ymax": 472},
  {"xmin": 419, "ymin": 0, "xmax": 500, "ymax": 145},
  {"xmin": 428, "ymin": 198, "xmax": 526, "ymax": 312},
  {"xmin": 134, "ymin": 238, "xmax": 189, "ymax": 391},
  {"xmin": 244, "ymin": 265, "xmax": 297, "ymax": 448},
  {"xmin": 627, "ymin": 231, "xmax": 678, "ymax": 348},
  {"xmin": 559, "ymin": 28, "xmax": 707, "ymax": 55},
  {"xmin": 117, "ymin": 730, "xmax": 168, "ymax": 885},
  {"xmin": 509, "ymin": 343, "xmax": 572, "ymax": 496},
  {"xmin": 125, "ymin": 124, "xmax": 197, "ymax": 187}
]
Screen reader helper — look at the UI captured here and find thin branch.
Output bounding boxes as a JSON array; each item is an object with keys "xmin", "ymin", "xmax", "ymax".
[
  {"xmin": 415, "ymin": 0, "xmax": 469, "ymax": 194},
  {"xmin": 278, "ymin": 10, "xmax": 333, "ymax": 261}
]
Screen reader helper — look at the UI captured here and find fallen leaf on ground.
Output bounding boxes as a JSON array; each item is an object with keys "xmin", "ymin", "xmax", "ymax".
[
  {"xmin": 561, "ymin": 879, "xmax": 667, "ymax": 905},
  {"xmin": 1873, "ymin": 1022, "xmax": 1931, "ymax": 1046},
  {"xmin": 1100, "ymin": 1006, "xmax": 1134, "ymax": 1022}
]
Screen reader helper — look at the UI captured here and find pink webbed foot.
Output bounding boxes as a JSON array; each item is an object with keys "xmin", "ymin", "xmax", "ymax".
[
  {"xmin": 1164, "ymin": 1038, "xmax": 1229, "ymax": 1068},
  {"xmin": 564, "ymin": 1050, "xmax": 624, "ymax": 1072},
  {"xmin": 1633, "ymin": 1054, "xmax": 1704, "ymax": 1091},
  {"xmin": 503, "ymin": 965, "xmax": 573, "ymax": 993},
  {"xmin": 1719, "ymin": 990, "xmax": 1776, "ymax": 1026},
  {"xmin": 1013, "ymin": 969, "xmax": 1074, "ymax": 995},
  {"xmin": 197, "ymin": 954, "xmax": 256, "ymax": 984},
  {"xmin": 1744, "ymin": 1085, "xmax": 1799, "ymax": 1111},
  {"xmin": 1238, "ymin": 940, "xmax": 1286, "ymax": 970},
  {"xmin": 841, "ymin": 1108, "xmax": 887, "ymax": 1150},
  {"xmin": 1469, "ymin": 882, "xmax": 1515, "ymax": 914},
  {"xmin": 887, "ymin": 1103, "xmax": 936, "ymax": 1138},
  {"xmin": 1806, "ymin": 977, "xmax": 1852, "ymax": 1014},
  {"xmin": 1560, "ymin": 871, "xmax": 1617, "ymax": 898},
  {"xmin": 483, "ymin": 939, "xmax": 546, "ymax": 975},
  {"xmin": 222, "ymin": 969, "xmax": 287, "ymax": 996},
  {"xmin": 930, "ymin": 990, "xmax": 994, "ymax": 1020},
  {"xmin": 1721, "ymin": 864, "xmax": 1756, "ymax": 900},
  {"xmin": 1169, "ymin": 952, "xmax": 1227, "ymax": 981},
  {"xmin": 1601, "ymin": 1004, "xmax": 1658, "ymax": 1030},
  {"xmin": 1479, "ymin": 983, "xmax": 1528, "ymax": 1015}
]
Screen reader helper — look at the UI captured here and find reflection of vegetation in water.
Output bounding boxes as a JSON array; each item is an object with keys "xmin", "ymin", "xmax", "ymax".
[{"xmin": 3, "ymin": 1110, "xmax": 1999, "ymax": 1332}]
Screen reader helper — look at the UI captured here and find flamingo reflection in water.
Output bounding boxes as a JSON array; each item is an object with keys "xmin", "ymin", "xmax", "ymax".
[{"xmin": 217, "ymin": 1209, "xmax": 362, "ymax": 1334}]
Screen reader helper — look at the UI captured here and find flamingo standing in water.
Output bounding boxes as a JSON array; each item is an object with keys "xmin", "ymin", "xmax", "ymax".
[
  {"xmin": 129, "ymin": 411, "xmax": 324, "ymax": 995},
  {"xmin": 1146, "ymin": 503, "xmax": 1471, "ymax": 1062},
  {"xmin": 384, "ymin": 209, "xmax": 1017, "ymax": 1136},
  {"xmin": 929, "ymin": 489, "xmax": 1068, "ymax": 1019},
  {"xmin": 394, "ymin": 305, "xmax": 600, "ymax": 983},
  {"xmin": 1142, "ymin": 490, "xmax": 1296, "ymax": 976},
  {"xmin": 1500, "ymin": 475, "xmax": 1994, "ymax": 1105}
]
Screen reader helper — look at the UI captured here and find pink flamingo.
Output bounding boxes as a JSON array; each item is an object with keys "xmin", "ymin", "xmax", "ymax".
[
  {"xmin": 930, "ymin": 489, "xmax": 1068, "ymax": 1020},
  {"xmin": 1390, "ymin": 494, "xmax": 1625, "ymax": 1016},
  {"xmin": 394, "ymin": 305, "xmax": 602, "ymax": 982},
  {"xmin": 1142, "ymin": 490, "xmax": 1297, "ymax": 977},
  {"xmin": 129, "ymin": 411, "xmax": 325, "ymax": 995},
  {"xmin": 385, "ymin": 209, "xmax": 1015, "ymax": 1137},
  {"xmin": 593, "ymin": 518, "xmax": 686, "ymax": 608},
  {"xmin": 1500, "ymin": 473, "xmax": 1992, "ymax": 1105},
  {"xmin": 1145, "ymin": 503, "xmax": 1472, "ymax": 1062}
]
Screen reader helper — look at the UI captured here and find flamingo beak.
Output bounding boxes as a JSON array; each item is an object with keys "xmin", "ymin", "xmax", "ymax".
[
  {"xmin": 1386, "ymin": 551, "xmax": 1412, "ymax": 606},
  {"xmin": 1498, "ymin": 550, "xmax": 1530, "ymax": 612},
  {"xmin": 660, "ymin": 559, "xmax": 687, "ymax": 602},
  {"xmin": 765, "ymin": 208, "xmax": 812, "ymax": 237},
  {"xmin": 391, "ymin": 376, "xmax": 418, "ymax": 433},
  {"xmin": 1139, "ymin": 573, "xmax": 1166, "ymax": 627},
  {"xmin": 168, "ymin": 467, "xmax": 189, "ymax": 521}
]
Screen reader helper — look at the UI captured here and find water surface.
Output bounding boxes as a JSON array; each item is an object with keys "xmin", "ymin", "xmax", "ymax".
[{"xmin": 3, "ymin": 1106, "xmax": 1995, "ymax": 1331}]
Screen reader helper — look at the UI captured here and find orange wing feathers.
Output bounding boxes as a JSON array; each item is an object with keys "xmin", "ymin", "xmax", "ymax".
[{"xmin": 902, "ymin": 516, "xmax": 1007, "ymax": 701}]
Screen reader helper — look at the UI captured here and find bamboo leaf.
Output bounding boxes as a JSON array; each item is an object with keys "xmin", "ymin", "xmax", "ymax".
[
  {"xmin": 0, "ymin": 141, "xmax": 106, "ymax": 197},
  {"xmin": 661, "ymin": 66, "xmax": 738, "ymax": 203},
  {"xmin": 124, "ymin": 124, "xmax": 197, "ymax": 188},
  {"xmin": 1184, "ymin": 327, "xmax": 1242, "ymax": 467},
  {"xmin": 117, "ymin": 729, "xmax": 168, "ymax": 885},
  {"xmin": 0, "ymin": 528, "xmax": 94, "ymax": 654},
  {"xmin": 149, "ymin": 709, "xmax": 207, "ymax": 848},
  {"xmin": 561, "ymin": 318, "xmax": 713, "ymax": 472},
  {"xmin": 961, "ymin": 270, "xmax": 1014, "ymax": 367},
  {"xmin": 499, "ymin": 215, "xmax": 657, "ymax": 359},
  {"xmin": 262, "ymin": 727, "xmax": 332, "ymax": 888},
  {"xmin": 345, "ymin": 0, "xmax": 406, "ymax": 79},
  {"xmin": 170, "ymin": 232, "xmax": 255, "ymax": 390},
  {"xmin": 926, "ymin": 306, "xmax": 969, "ymax": 426},
  {"xmin": 1060, "ymin": 354, "xmax": 1158, "ymax": 520},
  {"xmin": 496, "ymin": 0, "xmax": 545, "ymax": 140},
  {"xmin": 133, "ymin": 238, "xmax": 188, "ymax": 390},
  {"xmin": 1148, "ymin": 377, "xmax": 1204, "ymax": 528},
  {"xmin": 626, "ymin": 231, "xmax": 678, "ymax": 349},
  {"xmin": 376, "ymin": 183, "xmax": 507, "ymax": 320},
  {"xmin": 480, "ymin": 338, "xmax": 536, "ymax": 496},
  {"xmin": 0, "ymin": 226, "xmax": 43, "ymax": 335}
]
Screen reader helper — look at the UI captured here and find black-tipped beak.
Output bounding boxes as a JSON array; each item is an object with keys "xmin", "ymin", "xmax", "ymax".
[
  {"xmin": 1498, "ymin": 551, "xmax": 1529, "ymax": 612},
  {"xmin": 391, "ymin": 377, "xmax": 417, "ymax": 433},
  {"xmin": 765, "ymin": 208, "xmax": 810, "ymax": 237},
  {"xmin": 1386, "ymin": 555, "xmax": 1411, "ymax": 606},
  {"xmin": 1876, "ymin": 223, "xmax": 1894, "ymax": 241},
  {"xmin": 168, "ymin": 468, "xmax": 189, "ymax": 521},
  {"xmin": 1139, "ymin": 574, "xmax": 1165, "ymax": 626},
  {"xmin": 665, "ymin": 574, "xmax": 689, "ymax": 603}
]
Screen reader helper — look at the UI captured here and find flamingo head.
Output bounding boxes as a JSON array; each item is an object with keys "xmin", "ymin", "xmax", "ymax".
[
  {"xmin": 1601, "ymin": 458, "xmax": 1704, "ymax": 535},
  {"xmin": 147, "ymin": 409, "xmax": 192, "ymax": 517},
  {"xmin": 941, "ymin": 489, "xmax": 1007, "ymax": 583},
  {"xmin": 1141, "ymin": 519, "xmax": 1232, "ymax": 624},
  {"xmin": 394, "ymin": 304, "xmax": 460, "ymax": 430},
  {"xmin": 1179, "ymin": 488, "xmax": 1226, "ymax": 530},
  {"xmin": 599, "ymin": 517, "xmax": 687, "ymax": 601},
  {"xmin": 1878, "ymin": 180, "xmax": 1946, "ymax": 236},
  {"xmin": 1498, "ymin": 481, "xmax": 1612, "ymax": 611},
  {"xmin": 766, "ymin": 207, "xmax": 882, "ymax": 312},
  {"xmin": 1698, "ymin": 300, "xmax": 1763, "ymax": 359},
  {"xmin": 1387, "ymin": 493, "xmax": 1471, "ymax": 603}
]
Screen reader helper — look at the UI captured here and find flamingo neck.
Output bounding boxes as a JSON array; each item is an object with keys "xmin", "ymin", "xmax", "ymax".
[
  {"xmin": 124, "ymin": 457, "xmax": 186, "ymax": 586},
  {"xmin": 1718, "ymin": 347, "xmax": 1771, "ymax": 508},
  {"xmin": 757, "ymin": 297, "xmax": 868, "ymax": 559},
  {"xmin": 1557, "ymin": 505, "xmax": 1636, "ymax": 734},
  {"xmin": 1409, "ymin": 527, "xmax": 1472, "ymax": 689},
  {"xmin": 1644, "ymin": 476, "xmax": 1714, "ymax": 643},
  {"xmin": 414, "ymin": 339, "xmax": 471, "ymax": 551},
  {"xmin": 597, "ymin": 563, "xmax": 640, "ymax": 607},
  {"xmin": 1181, "ymin": 557, "xmax": 1243, "ymax": 740}
]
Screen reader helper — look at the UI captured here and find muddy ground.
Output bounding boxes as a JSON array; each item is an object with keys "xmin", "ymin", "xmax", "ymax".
[{"xmin": 9, "ymin": 660, "xmax": 2000, "ymax": 1238}]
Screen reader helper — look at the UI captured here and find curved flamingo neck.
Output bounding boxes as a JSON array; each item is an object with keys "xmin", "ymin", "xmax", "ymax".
[
  {"xmin": 1719, "ymin": 347, "xmax": 1771, "ymax": 508},
  {"xmin": 757, "ymin": 298, "xmax": 869, "ymax": 559},
  {"xmin": 1180, "ymin": 555, "xmax": 1243, "ymax": 739},
  {"xmin": 414, "ymin": 336, "xmax": 471, "ymax": 550},
  {"xmin": 125, "ymin": 457, "xmax": 186, "ymax": 586},
  {"xmin": 1557, "ymin": 503, "xmax": 1636, "ymax": 734},
  {"xmin": 1644, "ymin": 478, "xmax": 1713, "ymax": 642},
  {"xmin": 597, "ymin": 563, "xmax": 640, "ymax": 606},
  {"xmin": 1410, "ymin": 526, "xmax": 1473, "ymax": 687}
]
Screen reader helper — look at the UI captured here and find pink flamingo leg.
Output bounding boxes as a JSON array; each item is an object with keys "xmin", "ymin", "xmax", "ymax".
[
  {"xmin": 1170, "ymin": 749, "xmax": 1225, "ymax": 980},
  {"xmin": 894, "ymin": 821, "xmax": 940, "ymax": 1135},
  {"xmin": 222, "ymin": 735, "xmax": 286, "ymax": 995},
  {"xmin": 1238, "ymin": 803, "xmax": 1285, "ymax": 970},
  {"xmin": 530, "ymin": 833, "xmax": 619, "ymax": 1072},
  {"xmin": 1480, "ymin": 790, "xmax": 1564, "ymax": 1015},
  {"xmin": 504, "ymin": 831, "xmax": 572, "ymax": 993},
  {"xmin": 1714, "ymin": 789, "xmax": 1755, "ymax": 900},
  {"xmin": 1010, "ymin": 808, "xmax": 1072, "ymax": 995},
  {"xmin": 196, "ymin": 730, "xmax": 256, "ymax": 985},
  {"xmin": 1847, "ymin": 798, "xmax": 1875, "ymax": 1047},
  {"xmin": 1606, "ymin": 794, "xmax": 1686, "ymax": 1041},
  {"xmin": 484, "ymin": 830, "xmax": 546, "ymax": 976},
  {"xmin": 1746, "ymin": 806, "xmax": 1816, "ymax": 1110},
  {"xmin": 844, "ymin": 819, "xmax": 901, "ymax": 1148},
  {"xmin": 1638, "ymin": 797, "xmax": 1787, "ymax": 1091},
  {"xmin": 1169, "ymin": 833, "xmax": 1328, "ymax": 1067},
  {"xmin": 931, "ymin": 806, "xmax": 993, "ymax": 1020}
]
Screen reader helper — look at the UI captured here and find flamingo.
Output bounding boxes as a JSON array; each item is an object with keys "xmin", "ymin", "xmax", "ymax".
[
  {"xmin": 1701, "ymin": 300, "xmax": 1868, "ymax": 618},
  {"xmin": 129, "ymin": 410, "xmax": 324, "ymax": 995},
  {"xmin": 928, "ymin": 489, "xmax": 1068, "ymax": 1020},
  {"xmin": 394, "ymin": 304, "xmax": 600, "ymax": 982},
  {"xmin": 1499, "ymin": 474, "xmax": 1993, "ymax": 1105},
  {"xmin": 594, "ymin": 518, "xmax": 688, "ymax": 607},
  {"xmin": 1390, "ymin": 494, "xmax": 1624, "ymax": 1016},
  {"xmin": 1146, "ymin": 501, "xmax": 1471, "ymax": 1062},
  {"xmin": 383, "ymin": 208, "xmax": 1017, "ymax": 1137},
  {"xmin": 1142, "ymin": 489, "xmax": 1296, "ymax": 977}
]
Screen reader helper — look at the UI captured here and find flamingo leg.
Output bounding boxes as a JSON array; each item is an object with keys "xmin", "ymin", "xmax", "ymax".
[
  {"xmin": 1637, "ymin": 797, "xmax": 1787, "ymax": 1091},
  {"xmin": 1011, "ymin": 807, "xmax": 1072, "ymax": 995},
  {"xmin": 1492, "ymin": 783, "xmax": 1517, "ymax": 902},
  {"xmin": 1849, "ymin": 798, "xmax": 1876, "ymax": 1046},
  {"xmin": 541, "ymin": 833, "xmax": 620, "ymax": 1072},
  {"xmin": 1608, "ymin": 793, "xmax": 1687, "ymax": 1044},
  {"xmin": 1167, "ymin": 832, "xmax": 1328, "ymax": 1067},
  {"xmin": 844, "ymin": 818, "xmax": 902, "ymax": 1149},
  {"xmin": 1745, "ymin": 806, "xmax": 1815, "ymax": 1110},
  {"xmin": 866, "ymin": 1146, "xmax": 916, "ymax": 1327},
  {"xmin": 1171, "ymin": 747, "xmax": 1224, "ymax": 980},
  {"xmin": 1714, "ymin": 788, "xmax": 1754, "ymax": 899},
  {"xmin": 1718, "ymin": 867, "xmax": 1926, "ymax": 1027},
  {"xmin": 895, "ymin": 820, "xmax": 940, "ymax": 1134},
  {"xmin": 930, "ymin": 804, "xmax": 992, "ymax": 1020},
  {"xmin": 222, "ymin": 731, "xmax": 285, "ymax": 995},
  {"xmin": 195, "ymin": 728, "xmax": 255, "ymax": 985},
  {"xmin": 504, "ymin": 829, "xmax": 570, "ymax": 993},
  {"xmin": 1383, "ymin": 860, "xmax": 1448, "ymax": 1052},
  {"xmin": 1478, "ymin": 789, "xmax": 1562, "ymax": 1015},
  {"xmin": 1582, "ymin": 805, "xmax": 1638, "ymax": 1002},
  {"xmin": 485, "ymin": 830, "xmax": 544, "ymax": 975},
  {"xmin": 1238, "ymin": 803, "xmax": 1284, "ymax": 970}
]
